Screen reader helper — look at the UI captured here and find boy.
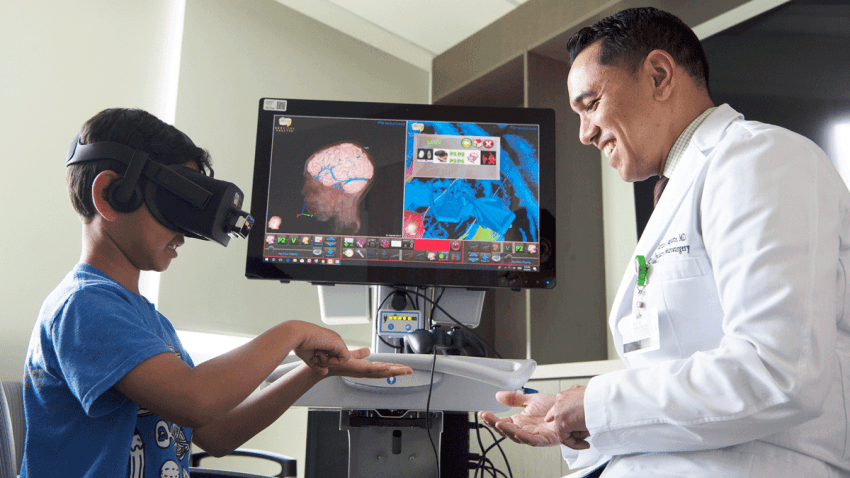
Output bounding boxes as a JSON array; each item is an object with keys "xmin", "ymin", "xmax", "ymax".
[{"xmin": 21, "ymin": 108, "xmax": 411, "ymax": 477}]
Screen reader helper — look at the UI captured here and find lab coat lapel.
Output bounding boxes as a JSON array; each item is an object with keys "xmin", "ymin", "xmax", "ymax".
[
  {"xmin": 640, "ymin": 105, "xmax": 742, "ymax": 259},
  {"xmin": 608, "ymin": 105, "xmax": 741, "ymax": 363},
  {"xmin": 636, "ymin": 160, "xmax": 698, "ymax": 259},
  {"xmin": 608, "ymin": 164, "xmax": 698, "ymax": 364}
]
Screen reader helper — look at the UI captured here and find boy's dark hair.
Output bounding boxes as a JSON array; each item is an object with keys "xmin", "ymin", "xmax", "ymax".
[
  {"xmin": 67, "ymin": 108, "xmax": 213, "ymax": 221},
  {"xmin": 567, "ymin": 7, "xmax": 710, "ymax": 92}
]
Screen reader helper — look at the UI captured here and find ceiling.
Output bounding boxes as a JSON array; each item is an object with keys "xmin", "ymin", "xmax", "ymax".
[{"xmin": 274, "ymin": 0, "xmax": 528, "ymax": 71}]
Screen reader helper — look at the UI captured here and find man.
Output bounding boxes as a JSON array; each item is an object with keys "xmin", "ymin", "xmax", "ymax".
[{"xmin": 480, "ymin": 8, "xmax": 850, "ymax": 477}]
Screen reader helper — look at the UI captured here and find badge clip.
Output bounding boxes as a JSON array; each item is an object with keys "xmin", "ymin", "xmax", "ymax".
[{"xmin": 635, "ymin": 255, "xmax": 650, "ymax": 290}]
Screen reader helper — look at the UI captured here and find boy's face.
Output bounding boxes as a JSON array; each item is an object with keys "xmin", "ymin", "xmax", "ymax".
[
  {"xmin": 110, "ymin": 162, "xmax": 197, "ymax": 273},
  {"xmin": 119, "ymin": 202, "xmax": 185, "ymax": 272}
]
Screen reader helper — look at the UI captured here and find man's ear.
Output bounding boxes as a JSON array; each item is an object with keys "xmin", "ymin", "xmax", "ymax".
[
  {"xmin": 91, "ymin": 170, "xmax": 122, "ymax": 221},
  {"xmin": 644, "ymin": 49, "xmax": 675, "ymax": 101}
]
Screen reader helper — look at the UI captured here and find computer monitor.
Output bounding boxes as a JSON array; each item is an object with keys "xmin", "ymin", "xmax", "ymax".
[{"xmin": 245, "ymin": 98, "xmax": 556, "ymax": 291}]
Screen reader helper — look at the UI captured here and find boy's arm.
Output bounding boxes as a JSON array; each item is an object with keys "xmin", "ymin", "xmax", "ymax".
[
  {"xmin": 191, "ymin": 347, "xmax": 410, "ymax": 456},
  {"xmin": 115, "ymin": 320, "xmax": 345, "ymax": 433},
  {"xmin": 116, "ymin": 321, "xmax": 412, "ymax": 457},
  {"xmin": 191, "ymin": 362, "xmax": 323, "ymax": 456}
]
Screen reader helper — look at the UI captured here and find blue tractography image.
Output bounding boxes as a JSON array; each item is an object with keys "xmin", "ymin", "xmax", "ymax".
[{"xmin": 403, "ymin": 121, "xmax": 541, "ymax": 242}]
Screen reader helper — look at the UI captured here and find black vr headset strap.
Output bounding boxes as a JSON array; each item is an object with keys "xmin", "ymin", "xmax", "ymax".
[
  {"xmin": 113, "ymin": 150, "xmax": 147, "ymax": 207},
  {"xmin": 66, "ymin": 138, "xmax": 213, "ymax": 211},
  {"xmin": 66, "ymin": 139, "xmax": 140, "ymax": 166}
]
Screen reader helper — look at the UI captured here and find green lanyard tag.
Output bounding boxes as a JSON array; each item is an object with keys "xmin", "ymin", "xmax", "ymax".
[{"xmin": 635, "ymin": 255, "xmax": 649, "ymax": 287}]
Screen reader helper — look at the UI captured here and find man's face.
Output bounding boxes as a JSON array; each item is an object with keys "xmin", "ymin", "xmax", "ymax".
[{"xmin": 568, "ymin": 41, "xmax": 666, "ymax": 182}]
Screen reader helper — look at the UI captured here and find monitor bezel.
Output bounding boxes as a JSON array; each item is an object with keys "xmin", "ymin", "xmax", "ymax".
[{"xmin": 246, "ymin": 98, "xmax": 556, "ymax": 290}]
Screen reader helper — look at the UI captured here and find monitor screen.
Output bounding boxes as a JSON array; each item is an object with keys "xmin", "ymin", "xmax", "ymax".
[{"xmin": 246, "ymin": 98, "xmax": 556, "ymax": 290}]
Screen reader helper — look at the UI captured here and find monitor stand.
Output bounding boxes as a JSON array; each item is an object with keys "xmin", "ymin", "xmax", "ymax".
[
  {"xmin": 270, "ymin": 285, "xmax": 536, "ymax": 478},
  {"xmin": 306, "ymin": 409, "xmax": 472, "ymax": 478}
]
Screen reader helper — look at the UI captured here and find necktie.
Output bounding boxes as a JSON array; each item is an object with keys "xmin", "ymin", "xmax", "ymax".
[{"xmin": 653, "ymin": 175, "xmax": 669, "ymax": 206}]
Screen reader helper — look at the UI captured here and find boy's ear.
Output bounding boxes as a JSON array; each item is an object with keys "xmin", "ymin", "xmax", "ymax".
[{"xmin": 91, "ymin": 170, "xmax": 122, "ymax": 221}]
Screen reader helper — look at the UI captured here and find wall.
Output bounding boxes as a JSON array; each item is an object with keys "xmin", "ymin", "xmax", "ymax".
[
  {"xmin": 159, "ymin": 0, "xmax": 429, "ymax": 474},
  {"xmin": 0, "ymin": 0, "xmax": 185, "ymax": 382},
  {"xmin": 160, "ymin": 0, "xmax": 429, "ymax": 350},
  {"xmin": 1, "ymin": 0, "xmax": 428, "ymax": 475}
]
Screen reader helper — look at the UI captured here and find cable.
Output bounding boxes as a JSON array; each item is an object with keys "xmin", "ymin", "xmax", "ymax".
[
  {"xmin": 480, "ymin": 423, "xmax": 513, "ymax": 478},
  {"xmin": 481, "ymin": 460, "xmax": 508, "ymax": 478},
  {"xmin": 478, "ymin": 439, "xmax": 506, "ymax": 471},
  {"xmin": 425, "ymin": 345, "xmax": 440, "ymax": 478},
  {"xmin": 379, "ymin": 335, "xmax": 403, "ymax": 350},
  {"xmin": 429, "ymin": 287, "xmax": 446, "ymax": 328},
  {"xmin": 402, "ymin": 287, "xmax": 503, "ymax": 358},
  {"xmin": 401, "ymin": 288, "xmax": 419, "ymax": 311},
  {"xmin": 473, "ymin": 415, "xmax": 513, "ymax": 478},
  {"xmin": 474, "ymin": 416, "xmax": 487, "ymax": 472}
]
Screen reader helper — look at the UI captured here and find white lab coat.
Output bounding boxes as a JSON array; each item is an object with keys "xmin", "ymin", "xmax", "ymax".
[{"xmin": 563, "ymin": 105, "xmax": 850, "ymax": 477}]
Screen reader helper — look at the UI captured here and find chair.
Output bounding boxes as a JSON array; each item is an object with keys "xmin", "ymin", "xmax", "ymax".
[
  {"xmin": 0, "ymin": 379, "xmax": 295, "ymax": 478},
  {"xmin": 1, "ymin": 380, "xmax": 23, "ymax": 478},
  {"xmin": 190, "ymin": 449, "xmax": 297, "ymax": 478}
]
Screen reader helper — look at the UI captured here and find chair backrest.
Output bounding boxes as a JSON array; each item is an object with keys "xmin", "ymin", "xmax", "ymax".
[
  {"xmin": 0, "ymin": 382, "xmax": 22, "ymax": 478},
  {"xmin": 0, "ymin": 380, "xmax": 20, "ymax": 478}
]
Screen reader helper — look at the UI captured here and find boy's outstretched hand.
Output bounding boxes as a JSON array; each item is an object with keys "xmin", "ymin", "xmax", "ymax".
[
  {"xmin": 292, "ymin": 321, "xmax": 352, "ymax": 374},
  {"xmin": 324, "ymin": 347, "xmax": 413, "ymax": 378},
  {"xmin": 291, "ymin": 321, "xmax": 412, "ymax": 378}
]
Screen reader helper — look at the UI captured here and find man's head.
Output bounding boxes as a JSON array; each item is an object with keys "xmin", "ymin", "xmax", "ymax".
[
  {"xmin": 567, "ymin": 7, "xmax": 709, "ymax": 93},
  {"xmin": 566, "ymin": 8, "xmax": 714, "ymax": 182},
  {"xmin": 67, "ymin": 108, "xmax": 212, "ymax": 222}
]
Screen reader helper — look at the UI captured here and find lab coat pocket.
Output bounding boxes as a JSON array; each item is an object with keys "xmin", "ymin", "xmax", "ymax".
[
  {"xmin": 621, "ymin": 260, "xmax": 697, "ymax": 365},
  {"xmin": 650, "ymin": 256, "xmax": 706, "ymax": 282},
  {"xmin": 657, "ymin": 256, "xmax": 725, "ymax": 357}
]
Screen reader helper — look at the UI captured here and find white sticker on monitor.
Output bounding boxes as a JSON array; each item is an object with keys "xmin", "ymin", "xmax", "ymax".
[{"xmin": 263, "ymin": 99, "xmax": 288, "ymax": 111}]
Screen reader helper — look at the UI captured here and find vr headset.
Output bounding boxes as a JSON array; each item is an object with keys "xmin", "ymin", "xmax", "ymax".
[{"xmin": 66, "ymin": 135, "xmax": 253, "ymax": 247}]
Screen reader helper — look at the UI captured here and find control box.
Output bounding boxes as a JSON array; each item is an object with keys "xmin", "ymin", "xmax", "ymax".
[{"xmin": 378, "ymin": 310, "xmax": 421, "ymax": 337}]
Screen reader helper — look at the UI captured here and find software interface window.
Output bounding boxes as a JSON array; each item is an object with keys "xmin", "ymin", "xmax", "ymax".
[{"xmin": 262, "ymin": 115, "xmax": 543, "ymax": 272}]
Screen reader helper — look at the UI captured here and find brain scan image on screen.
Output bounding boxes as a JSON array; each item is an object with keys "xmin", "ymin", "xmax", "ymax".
[
  {"xmin": 268, "ymin": 215, "xmax": 282, "ymax": 229},
  {"xmin": 301, "ymin": 141, "xmax": 375, "ymax": 234}
]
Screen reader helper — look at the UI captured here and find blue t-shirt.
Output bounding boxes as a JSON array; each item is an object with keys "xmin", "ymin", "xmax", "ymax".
[{"xmin": 21, "ymin": 264, "xmax": 194, "ymax": 478}]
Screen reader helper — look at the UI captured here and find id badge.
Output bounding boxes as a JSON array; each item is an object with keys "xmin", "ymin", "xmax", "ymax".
[{"xmin": 619, "ymin": 309, "xmax": 660, "ymax": 355}]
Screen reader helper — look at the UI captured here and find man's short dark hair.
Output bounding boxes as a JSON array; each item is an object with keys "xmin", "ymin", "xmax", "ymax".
[
  {"xmin": 67, "ymin": 108, "xmax": 213, "ymax": 221},
  {"xmin": 567, "ymin": 7, "xmax": 710, "ymax": 92}
]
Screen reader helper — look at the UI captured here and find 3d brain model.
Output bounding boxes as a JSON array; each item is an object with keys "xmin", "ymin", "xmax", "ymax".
[{"xmin": 301, "ymin": 141, "xmax": 375, "ymax": 233}]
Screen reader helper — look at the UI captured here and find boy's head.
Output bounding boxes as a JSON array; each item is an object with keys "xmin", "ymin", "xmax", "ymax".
[{"xmin": 67, "ymin": 108, "xmax": 212, "ymax": 223}]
